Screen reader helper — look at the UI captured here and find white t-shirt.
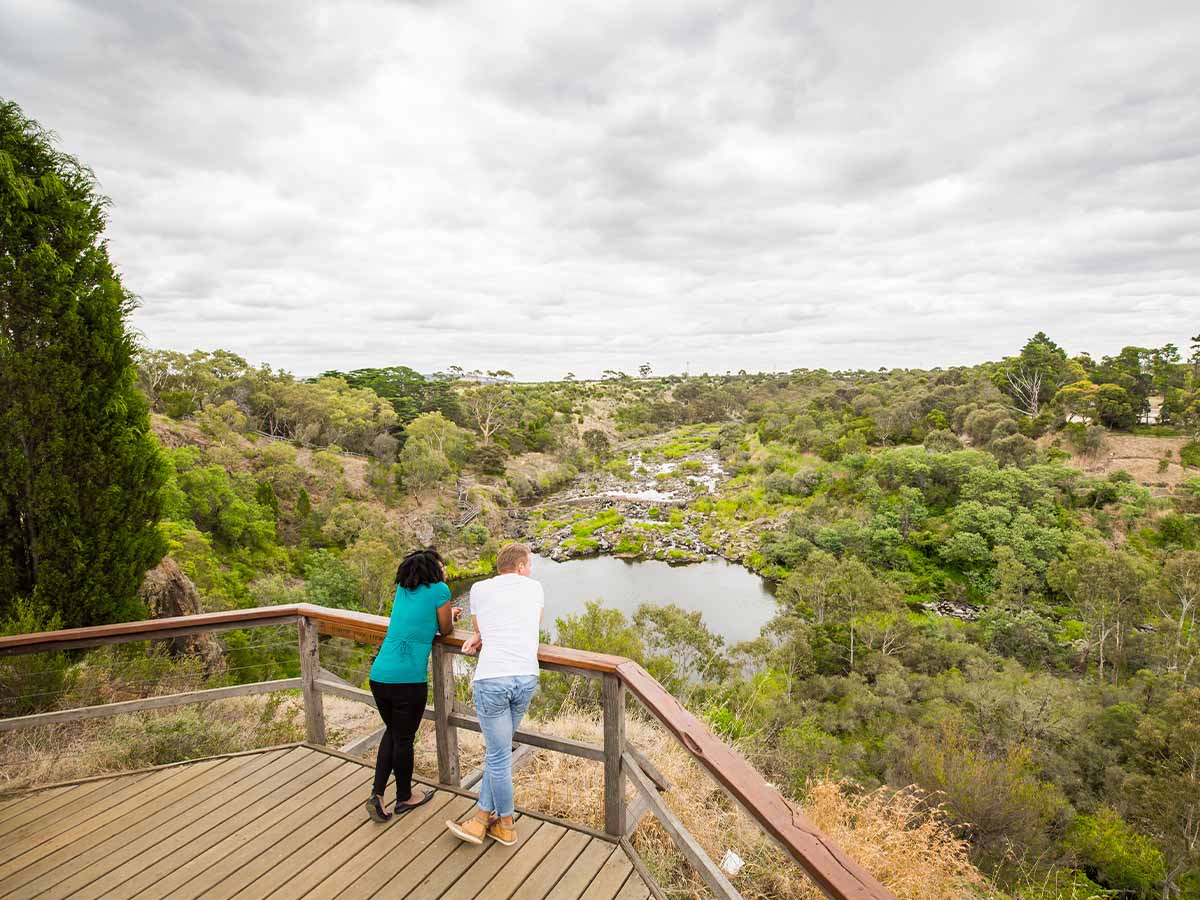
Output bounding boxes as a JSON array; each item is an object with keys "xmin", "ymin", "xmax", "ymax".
[{"xmin": 469, "ymin": 573, "xmax": 544, "ymax": 681}]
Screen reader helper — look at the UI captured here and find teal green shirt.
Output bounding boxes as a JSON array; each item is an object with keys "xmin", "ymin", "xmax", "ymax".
[{"xmin": 369, "ymin": 582, "xmax": 451, "ymax": 684}]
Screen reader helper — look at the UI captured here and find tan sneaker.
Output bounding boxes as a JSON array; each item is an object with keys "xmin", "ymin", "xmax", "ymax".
[
  {"xmin": 487, "ymin": 819, "xmax": 518, "ymax": 846},
  {"xmin": 446, "ymin": 816, "xmax": 487, "ymax": 845}
]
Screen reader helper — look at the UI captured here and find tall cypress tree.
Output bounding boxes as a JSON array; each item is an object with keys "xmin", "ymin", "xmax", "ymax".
[{"xmin": 0, "ymin": 99, "xmax": 166, "ymax": 628}]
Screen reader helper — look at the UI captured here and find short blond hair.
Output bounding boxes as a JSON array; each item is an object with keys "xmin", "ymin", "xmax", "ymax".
[{"xmin": 496, "ymin": 542, "xmax": 531, "ymax": 573}]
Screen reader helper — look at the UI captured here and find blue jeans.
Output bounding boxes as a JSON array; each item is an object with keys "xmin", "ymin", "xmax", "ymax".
[{"xmin": 474, "ymin": 675, "xmax": 538, "ymax": 818}]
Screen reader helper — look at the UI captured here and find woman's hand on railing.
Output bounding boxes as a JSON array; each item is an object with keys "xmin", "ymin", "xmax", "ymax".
[{"xmin": 461, "ymin": 632, "xmax": 481, "ymax": 655}]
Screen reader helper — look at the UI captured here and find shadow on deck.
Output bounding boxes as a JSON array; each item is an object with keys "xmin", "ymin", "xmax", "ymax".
[{"xmin": 0, "ymin": 743, "xmax": 651, "ymax": 900}]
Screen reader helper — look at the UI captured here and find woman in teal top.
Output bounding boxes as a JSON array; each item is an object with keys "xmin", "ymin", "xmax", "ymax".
[{"xmin": 365, "ymin": 548, "xmax": 459, "ymax": 822}]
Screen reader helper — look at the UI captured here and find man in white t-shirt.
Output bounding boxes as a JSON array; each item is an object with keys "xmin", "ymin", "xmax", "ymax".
[{"xmin": 447, "ymin": 543, "xmax": 543, "ymax": 847}]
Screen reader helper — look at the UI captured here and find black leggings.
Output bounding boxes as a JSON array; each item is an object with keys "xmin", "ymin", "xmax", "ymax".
[{"xmin": 369, "ymin": 680, "xmax": 428, "ymax": 799}]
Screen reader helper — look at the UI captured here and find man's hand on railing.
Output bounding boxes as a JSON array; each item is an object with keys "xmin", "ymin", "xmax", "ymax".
[{"xmin": 461, "ymin": 632, "xmax": 482, "ymax": 655}]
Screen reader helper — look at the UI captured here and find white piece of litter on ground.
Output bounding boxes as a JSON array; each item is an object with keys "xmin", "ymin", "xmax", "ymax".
[{"xmin": 720, "ymin": 849, "xmax": 745, "ymax": 876}]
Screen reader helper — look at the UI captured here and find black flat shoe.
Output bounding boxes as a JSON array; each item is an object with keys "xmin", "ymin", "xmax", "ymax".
[
  {"xmin": 365, "ymin": 794, "xmax": 392, "ymax": 823},
  {"xmin": 394, "ymin": 790, "xmax": 434, "ymax": 816}
]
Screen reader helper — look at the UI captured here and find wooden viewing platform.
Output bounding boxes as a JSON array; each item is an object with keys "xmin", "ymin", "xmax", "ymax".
[
  {"xmin": 0, "ymin": 744, "xmax": 651, "ymax": 899},
  {"xmin": 0, "ymin": 604, "xmax": 897, "ymax": 900}
]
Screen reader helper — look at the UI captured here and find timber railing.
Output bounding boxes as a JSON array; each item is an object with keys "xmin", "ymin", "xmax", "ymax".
[{"xmin": 0, "ymin": 604, "xmax": 895, "ymax": 900}]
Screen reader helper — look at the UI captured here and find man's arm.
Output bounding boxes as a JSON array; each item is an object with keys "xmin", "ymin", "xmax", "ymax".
[{"xmin": 462, "ymin": 615, "xmax": 482, "ymax": 654}]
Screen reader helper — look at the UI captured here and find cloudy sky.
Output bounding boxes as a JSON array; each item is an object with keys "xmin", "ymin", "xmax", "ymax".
[{"xmin": 2, "ymin": 1, "xmax": 1197, "ymax": 379}]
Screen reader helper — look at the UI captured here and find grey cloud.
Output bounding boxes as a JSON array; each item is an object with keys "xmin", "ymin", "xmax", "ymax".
[{"xmin": 0, "ymin": 0, "xmax": 1197, "ymax": 378}]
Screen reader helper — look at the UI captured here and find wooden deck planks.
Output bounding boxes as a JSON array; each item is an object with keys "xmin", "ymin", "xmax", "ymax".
[
  {"xmin": 437, "ymin": 819, "xmax": 548, "ymax": 900},
  {"xmin": 578, "ymin": 845, "xmax": 635, "ymax": 900},
  {"xmin": 0, "ymin": 785, "xmax": 77, "ymax": 831},
  {"xmin": 399, "ymin": 830, "xmax": 498, "ymax": 900},
  {"xmin": 152, "ymin": 760, "xmax": 370, "ymax": 899},
  {"xmin": 331, "ymin": 797, "xmax": 490, "ymax": 899},
  {"xmin": 0, "ymin": 772, "xmax": 151, "ymax": 862},
  {"xmin": 256, "ymin": 790, "xmax": 459, "ymax": 899},
  {"xmin": 544, "ymin": 840, "xmax": 619, "ymax": 900},
  {"xmin": 6, "ymin": 748, "xmax": 294, "ymax": 899},
  {"xmin": 508, "ymin": 830, "xmax": 592, "ymax": 900},
  {"xmin": 98, "ymin": 750, "xmax": 349, "ymax": 898},
  {"xmin": 612, "ymin": 873, "xmax": 652, "ymax": 900},
  {"xmin": 0, "ymin": 746, "xmax": 662, "ymax": 900},
  {"xmin": 470, "ymin": 821, "xmax": 569, "ymax": 899},
  {"xmin": 0, "ymin": 776, "xmax": 123, "ymax": 840},
  {"xmin": 77, "ymin": 749, "xmax": 329, "ymax": 899},
  {"xmin": 0, "ymin": 757, "xmax": 254, "ymax": 899},
  {"xmin": 0, "ymin": 761, "xmax": 220, "ymax": 880},
  {"xmin": 305, "ymin": 793, "xmax": 475, "ymax": 899}
]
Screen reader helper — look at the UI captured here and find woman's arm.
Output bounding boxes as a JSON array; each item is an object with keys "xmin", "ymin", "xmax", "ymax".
[{"xmin": 436, "ymin": 602, "xmax": 455, "ymax": 635}]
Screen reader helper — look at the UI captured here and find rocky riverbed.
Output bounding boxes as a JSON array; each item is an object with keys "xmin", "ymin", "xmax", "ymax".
[{"xmin": 521, "ymin": 445, "xmax": 763, "ymax": 565}]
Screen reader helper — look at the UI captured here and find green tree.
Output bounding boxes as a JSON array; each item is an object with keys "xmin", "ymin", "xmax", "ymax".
[
  {"xmin": 995, "ymin": 332, "xmax": 1079, "ymax": 418},
  {"xmin": 1157, "ymin": 551, "xmax": 1200, "ymax": 685},
  {"xmin": 460, "ymin": 384, "xmax": 513, "ymax": 446},
  {"xmin": 1095, "ymin": 383, "xmax": 1137, "ymax": 429},
  {"xmin": 1048, "ymin": 540, "xmax": 1146, "ymax": 682},
  {"xmin": 0, "ymin": 100, "xmax": 166, "ymax": 627},
  {"xmin": 1064, "ymin": 807, "xmax": 1165, "ymax": 898},
  {"xmin": 398, "ymin": 411, "xmax": 473, "ymax": 488},
  {"xmin": 780, "ymin": 553, "xmax": 900, "ymax": 670},
  {"xmin": 582, "ymin": 428, "xmax": 611, "ymax": 461},
  {"xmin": 323, "ymin": 364, "xmax": 459, "ymax": 423}
]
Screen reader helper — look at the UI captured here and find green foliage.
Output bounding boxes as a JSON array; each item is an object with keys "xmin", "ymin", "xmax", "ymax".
[
  {"xmin": 1064, "ymin": 807, "xmax": 1165, "ymax": 898},
  {"xmin": 570, "ymin": 508, "xmax": 623, "ymax": 537},
  {"xmin": 1181, "ymin": 441, "xmax": 1200, "ymax": 469},
  {"xmin": 0, "ymin": 99, "xmax": 167, "ymax": 627},
  {"xmin": 0, "ymin": 596, "xmax": 72, "ymax": 716},
  {"xmin": 170, "ymin": 457, "xmax": 277, "ymax": 550},
  {"xmin": 399, "ymin": 412, "xmax": 472, "ymax": 487},
  {"xmin": 302, "ymin": 549, "xmax": 360, "ymax": 609},
  {"xmin": 322, "ymin": 365, "xmax": 459, "ymax": 423},
  {"xmin": 897, "ymin": 723, "xmax": 1070, "ymax": 864},
  {"xmin": 634, "ymin": 603, "xmax": 728, "ymax": 693}
]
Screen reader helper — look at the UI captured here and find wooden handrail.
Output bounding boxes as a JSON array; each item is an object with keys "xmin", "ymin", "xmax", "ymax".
[
  {"xmin": 0, "ymin": 604, "xmax": 895, "ymax": 900},
  {"xmin": 0, "ymin": 605, "xmax": 302, "ymax": 655},
  {"xmin": 0, "ymin": 604, "xmax": 630, "ymax": 674}
]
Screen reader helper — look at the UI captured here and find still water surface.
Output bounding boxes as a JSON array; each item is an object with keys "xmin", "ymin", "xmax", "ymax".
[{"xmin": 452, "ymin": 555, "xmax": 777, "ymax": 645}]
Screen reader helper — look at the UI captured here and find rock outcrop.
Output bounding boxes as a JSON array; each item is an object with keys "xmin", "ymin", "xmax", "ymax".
[{"xmin": 139, "ymin": 557, "xmax": 225, "ymax": 674}]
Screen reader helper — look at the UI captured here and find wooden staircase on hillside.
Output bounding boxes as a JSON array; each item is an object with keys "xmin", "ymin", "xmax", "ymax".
[{"xmin": 455, "ymin": 476, "xmax": 482, "ymax": 528}]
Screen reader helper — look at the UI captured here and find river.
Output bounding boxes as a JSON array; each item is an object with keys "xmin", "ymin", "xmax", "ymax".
[{"xmin": 452, "ymin": 555, "xmax": 777, "ymax": 645}]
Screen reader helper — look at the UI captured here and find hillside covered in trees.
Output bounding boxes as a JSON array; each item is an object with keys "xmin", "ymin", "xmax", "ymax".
[{"xmin": 75, "ymin": 334, "xmax": 1195, "ymax": 899}]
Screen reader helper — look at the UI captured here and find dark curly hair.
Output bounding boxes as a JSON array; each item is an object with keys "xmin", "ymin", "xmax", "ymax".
[{"xmin": 394, "ymin": 548, "xmax": 445, "ymax": 591}]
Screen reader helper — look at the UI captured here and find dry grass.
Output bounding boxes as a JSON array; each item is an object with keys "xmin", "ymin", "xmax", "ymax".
[
  {"xmin": 1048, "ymin": 432, "xmax": 1192, "ymax": 490},
  {"xmin": 404, "ymin": 705, "xmax": 997, "ymax": 900},
  {"xmin": 0, "ymin": 694, "xmax": 302, "ymax": 794}
]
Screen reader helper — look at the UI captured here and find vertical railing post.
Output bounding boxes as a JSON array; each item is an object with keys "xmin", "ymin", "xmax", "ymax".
[
  {"xmin": 431, "ymin": 641, "xmax": 460, "ymax": 785},
  {"xmin": 602, "ymin": 673, "xmax": 626, "ymax": 836},
  {"xmin": 298, "ymin": 615, "xmax": 326, "ymax": 745}
]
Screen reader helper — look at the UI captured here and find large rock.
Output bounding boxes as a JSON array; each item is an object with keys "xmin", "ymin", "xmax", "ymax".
[{"xmin": 139, "ymin": 557, "xmax": 225, "ymax": 674}]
